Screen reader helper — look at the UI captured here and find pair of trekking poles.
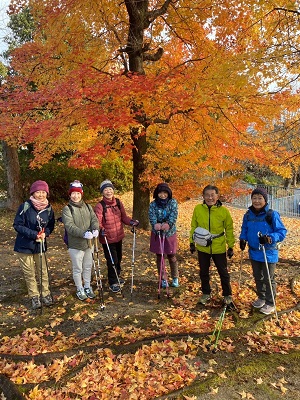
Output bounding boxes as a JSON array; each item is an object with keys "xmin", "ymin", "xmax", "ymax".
[
  {"xmin": 91, "ymin": 226, "xmax": 137, "ymax": 309},
  {"xmin": 157, "ymin": 230, "xmax": 170, "ymax": 299}
]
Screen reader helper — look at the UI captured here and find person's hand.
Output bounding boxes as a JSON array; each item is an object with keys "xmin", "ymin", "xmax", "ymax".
[
  {"xmin": 240, "ymin": 239, "xmax": 246, "ymax": 251},
  {"xmin": 83, "ymin": 231, "xmax": 93, "ymax": 239},
  {"xmin": 227, "ymin": 248, "xmax": 234, "ymax": 259},
  {"xmin": 161, "ymin": 223, "xmax": 170, "ymax": 231},
  {"xmin": 130, "ymin": 219, "xmax": 139, "ymax": 227},
  {"xmin": 100, "ymin": 228, "xmax": 106, "ymax": 236},
  {"xmin": 92, "ymin": 229, "xmax": 99, "ymax": 238},
  {"xmin": 154, "ymin": 223, "xmax": 161, "ymax": 231},
  {"xmin": 36, "ymin": 229, "xmax": 45, "ymax": 241},
  {"xmin": 258, "ymin": 235, "xmax": 272, "ymax": 244},
  {"xmin": 190, "ymin": 243, "xmax": 196, "ymax": 254}
]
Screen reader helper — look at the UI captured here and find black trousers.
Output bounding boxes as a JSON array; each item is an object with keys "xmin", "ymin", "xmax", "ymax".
[
  {"xmin": 102, "ymin": 240, "xmax": 122, "ymax": 285},
  {"xmin": 197, "ymin": 251, "xmax": 232, "ymax": 296}
]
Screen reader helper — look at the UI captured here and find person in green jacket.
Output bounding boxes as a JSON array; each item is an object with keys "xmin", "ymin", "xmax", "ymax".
[{"xmin": 190, "ymin": 184, "xmax": 235, "ymax": 307}]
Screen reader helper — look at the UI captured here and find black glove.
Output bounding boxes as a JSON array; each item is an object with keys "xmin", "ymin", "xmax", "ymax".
[
  {"xmin": 227, "ymin": 248, "xmax": 234, "ymax": 259},
  {"xmin": 190, "ymin": 243, "xmax": 196, "ymax": 254},
  {"xmin": 100, "ymin": 228, "xmax": 106, "ymax": 236},
  {"xmin": 130, "ymin": 219, "xmax": 139, "ymax": 227},
  {"xmin": 258, "ymin": 235, "xmax": 272, "ymax": 245},
  {"xmin": 240, "ymin": 239, "xmax": 246, "ymax": 251}
]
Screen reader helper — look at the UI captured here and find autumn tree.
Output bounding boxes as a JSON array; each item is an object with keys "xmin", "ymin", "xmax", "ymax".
[{"xmin": 1, "ymin": 1, "xmax": 300, "ymax": 224}]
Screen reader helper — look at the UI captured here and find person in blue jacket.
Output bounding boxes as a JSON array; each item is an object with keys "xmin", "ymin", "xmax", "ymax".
[
  {"xmin": 149, "ymin": 182, "xmax": 179, "ymax": 288},
  {"xmin": 239, "ymin": 187, "xmax": 287, "ymax": 315},
  {"xmin": 13, "ymin": 180, "xmax": 55, "ymax": 310}
]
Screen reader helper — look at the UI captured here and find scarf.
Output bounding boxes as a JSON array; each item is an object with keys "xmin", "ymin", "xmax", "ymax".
[{"xmin": 30, "ymin": 196, "xmax": 49, "ymax": 211}]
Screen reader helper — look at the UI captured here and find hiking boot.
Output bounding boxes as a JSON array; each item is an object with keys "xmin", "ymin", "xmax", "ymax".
[
  {"xmin": 42, "ymin": 294, "xmax": 53, "ymax": 306},
  {"xmin": 198, "ymin": 294, "xmax": 211, "ymax": 305},
  {"xmin": 161, "ymin": 279, "xmax": 168, "ymax": 289},
  {"xmin": 170, "ymin": 278, "xmax": 179, "ymax": 288},
  {"xmin": 224, "ymin": 295, "xmax": 233, "ymax": 305},
  {"xmin": 84, "ymin": 287, "xmax": 95, "ymax": 299},
  {"xmin": 76, "ymin": 288, "xmax": 88, "ymax": 301},
  {"xmin": 31, "ymin": 296, "xmax": 41, "ymax": 310},
  {"xmin": 252, "ymin": 298, "xmax": 265, "ymax": 308},
  {"xmin": 109, "ymin": 283, "xmax": 121, "ymax": 293},
  {"xmin": 259, "ymin": 304, "xmax": 275, "ymax": 315}
]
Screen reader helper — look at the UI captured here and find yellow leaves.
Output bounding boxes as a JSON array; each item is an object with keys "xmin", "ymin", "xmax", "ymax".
[{"xmin": 238, "ymin": 391, "xmax": 255, "ymax": 399}]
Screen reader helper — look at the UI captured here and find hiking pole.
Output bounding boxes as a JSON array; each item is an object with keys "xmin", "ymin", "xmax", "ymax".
[
  {"xmin": 130, "ymin": 226, "xmax": 136, "ymax": 301},
  {"xmin": 93, "ymin": 237, "xmax": 105, "ymax": 310},
  {"xmin": 42, "ymin": 240, "xmax": 54, "ymax": 304},
  {"xmin": 258, "ymin": 232, "xmax": 282, "ymax": 329},
  {"xmin": 237, "ymin": 250, "xmax": 244, "ymax": 291},
  {"xmin": 157, "ymin": 231, "xmax": 170, "ymax": 299},
  {"xmin": 103, "ymin": 235, "xmax": 124, "ymax": 298},
  {"xmin": 38, "ymin": 238, "xmax": 44, "ymax": 314},
  {"xmin": 206, "ymin": 304, "xmax": 227, "ymax": 353}
]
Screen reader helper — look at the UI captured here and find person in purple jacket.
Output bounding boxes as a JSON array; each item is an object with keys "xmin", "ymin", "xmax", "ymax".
[{"xmin": 94, "ymin": 180, "xmax": 139, "ymax": 293}]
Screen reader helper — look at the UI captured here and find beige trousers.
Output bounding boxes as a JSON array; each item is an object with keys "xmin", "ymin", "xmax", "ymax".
[{"xmin": 18, "ymin": 253, "xmax": 50, "ymax": 298}]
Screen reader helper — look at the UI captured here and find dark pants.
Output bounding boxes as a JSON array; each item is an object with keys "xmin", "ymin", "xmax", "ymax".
[
  {"xmin": 197, "ymin": 251, "xmax": 232, "ymax": 296},
  {"xmin": 251, "ymin": 260, "xmax": 276, "ymax": 305},
  {"xmin": 102, "ymin": 241, "xmax": 122, "ymax": 285}
]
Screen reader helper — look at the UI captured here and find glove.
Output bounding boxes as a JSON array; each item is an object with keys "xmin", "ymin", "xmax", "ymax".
[
  {"xmin": 258, "ymin": 235, "xmax": 272, "ymax": 245},
  {"xmin": 100, "ymin": 228, "xmax": 106, "ymax": 236},
  {"xmin": 227, "ymin": 248, "xmax": 234, "ymax": 259},
  {"xmin": 240, "ymin": 239, "xmax": 246, "ymax": 251},
  {"xmin": 92, "ymin": 229, "xmax": 99, "ymax": 238},
  {"xmin": 161, "ymin": 223, "xmax": 170, "ymax": 231},
  {"xmin": 83, "ymin": 231, "xmax": 93, "ymax": 239},
  {"xmin": 154, "ymin": 223, "xmax": 161, "ymax": 231},
  {"xmin": 190, "ymin": 243, "xmax": 196, "ymax": 254},
  {"xmin": 130, "ymin": 219, "xmax": 139, "ymax": 227}
]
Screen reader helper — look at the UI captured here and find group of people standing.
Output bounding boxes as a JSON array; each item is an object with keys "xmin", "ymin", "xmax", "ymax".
[{"xmin": 13, "ymin": 180, "xmax": 287, "ymax": 316}]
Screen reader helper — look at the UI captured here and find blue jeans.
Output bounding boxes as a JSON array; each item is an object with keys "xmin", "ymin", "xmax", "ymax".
[
  {"xmin": 251, "ymin": 259, "xmax": 276, "ymax": 306},
  {"xmin": 197, "ymin": 251, "xmax": 232, "ymax": 296}
]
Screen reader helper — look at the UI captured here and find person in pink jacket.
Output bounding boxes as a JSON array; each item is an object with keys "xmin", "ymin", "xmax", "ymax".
[{"xmin": 94, "ymin": 180, "xmax": 139, "ymax": 293}]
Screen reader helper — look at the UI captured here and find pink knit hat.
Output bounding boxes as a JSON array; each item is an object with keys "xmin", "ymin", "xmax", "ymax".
[{"xmin": 30, "ymin": 180, "xmax": 49, "ymax": 195}]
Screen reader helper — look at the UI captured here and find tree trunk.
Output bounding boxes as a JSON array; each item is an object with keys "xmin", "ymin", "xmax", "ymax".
[
  {"xmin": 2, "ymin": 141, "xmax": 22, "ymax": 210},
  {"xmin": 132, "ymin": 129, "xmax": 150, "ymax": 229}
]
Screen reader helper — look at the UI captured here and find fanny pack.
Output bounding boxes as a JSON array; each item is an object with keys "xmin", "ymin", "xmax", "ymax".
[{"xmin": 193, "ymin": 227, "xmax": 224, "ymax": 247}]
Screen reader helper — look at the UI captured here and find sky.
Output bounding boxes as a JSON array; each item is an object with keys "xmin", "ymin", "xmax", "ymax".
[{"xmin": 0, "ymin": 0, "xmax": 11, "ymax": 57}]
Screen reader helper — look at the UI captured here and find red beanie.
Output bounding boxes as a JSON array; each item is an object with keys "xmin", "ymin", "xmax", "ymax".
[
  {"xmin": 68, "ymin": 180, "xmax": 83, "ymax": 195},
  {"xmin": 30, "ymin": 180, "xmax": 49, "ymax": 195}
]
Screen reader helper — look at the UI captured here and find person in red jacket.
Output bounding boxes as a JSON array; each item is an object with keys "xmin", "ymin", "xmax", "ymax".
[{"xmin": 94, "ymin": 180, "xmax": 139, "ymax": 293}]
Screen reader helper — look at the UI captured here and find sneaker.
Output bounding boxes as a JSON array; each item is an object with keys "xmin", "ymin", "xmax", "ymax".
[
  {"xmin": 76, "ymin": 288, "xmax": 88, "ymax": 301},
  {"xmin": 252, "ymin": 298, "xmax": 265, "ymax": 308},
  {"xmin": 84, "ymin": 287, "xmax": 95, "ymax": 299},
  {"xmin": 109, "ymin": 283, "xmax": 121, "ymax": 293},
  {"xmin": 42, "ymin": 294, "xmax": 53, "ymax": 306},
  {"xmin": 198, "ymin": 294, "xmax": 211, "ymax": 305},
  {"xmin": 224, "ymin": 295, "xmax": 233, "ymax": 305},
  {"xmin": 259, "ymin": 304, "xmax": 275, "ymax": 315},
  {"xmin": 31, "ymin": 296, "xmax": 41, "ymax": 310},
  {"xmin": 170, "ymin": 278, "xmax": 179, "ymax": 288},
  {"xmin": 161, "ymin": 279, "xmax": 168, "ymax": 289}
]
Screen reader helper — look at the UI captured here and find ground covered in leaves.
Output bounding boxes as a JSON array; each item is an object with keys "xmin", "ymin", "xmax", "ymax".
[{"xmin": 0, "ymin": 193, "xmax": 300, "ymax": 400}]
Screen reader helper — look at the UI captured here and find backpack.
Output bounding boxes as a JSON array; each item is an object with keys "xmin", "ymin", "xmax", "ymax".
[
  {"xmin": 100, "ymin": 198, "xmax": 121, "ymax": 222},
  {"xmin": 193, "ymin": 227, "xmax": 224, "ymax": 247},
  {"xmin": 20, "ymin": 201, "xmax": 52, "ymax": 218},
  {"xmin": 246, "ymin": 209, "xmax": 274, "ymax": 228}
]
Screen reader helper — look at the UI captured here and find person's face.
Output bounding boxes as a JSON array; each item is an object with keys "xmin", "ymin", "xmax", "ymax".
[
  {"xmin": 33, "ymin": 190, "xmax": 47, "ymax": 201},
  {"xmin": 158, "ymin": 191, "xmax": 168, "ymax": 199},
  {"xmin": 251, "ymin": 194, "xmax": 266, "ymax": 210},
  {"xmin": 103, "ymin": 187, "xmax": 114, "ymax": 200},
  {"xmin": 203, "ymin": 189, "xmax": 218, "ymax": 206},
  {"xmin": 70, "ymin": 191, "xmax": 82, "ymax": 203}
]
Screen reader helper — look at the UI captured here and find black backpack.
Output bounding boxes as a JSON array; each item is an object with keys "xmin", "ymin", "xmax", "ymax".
[{"xmin": 100, "ymin": 198, "xmax": 121, "ymax": 222}]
